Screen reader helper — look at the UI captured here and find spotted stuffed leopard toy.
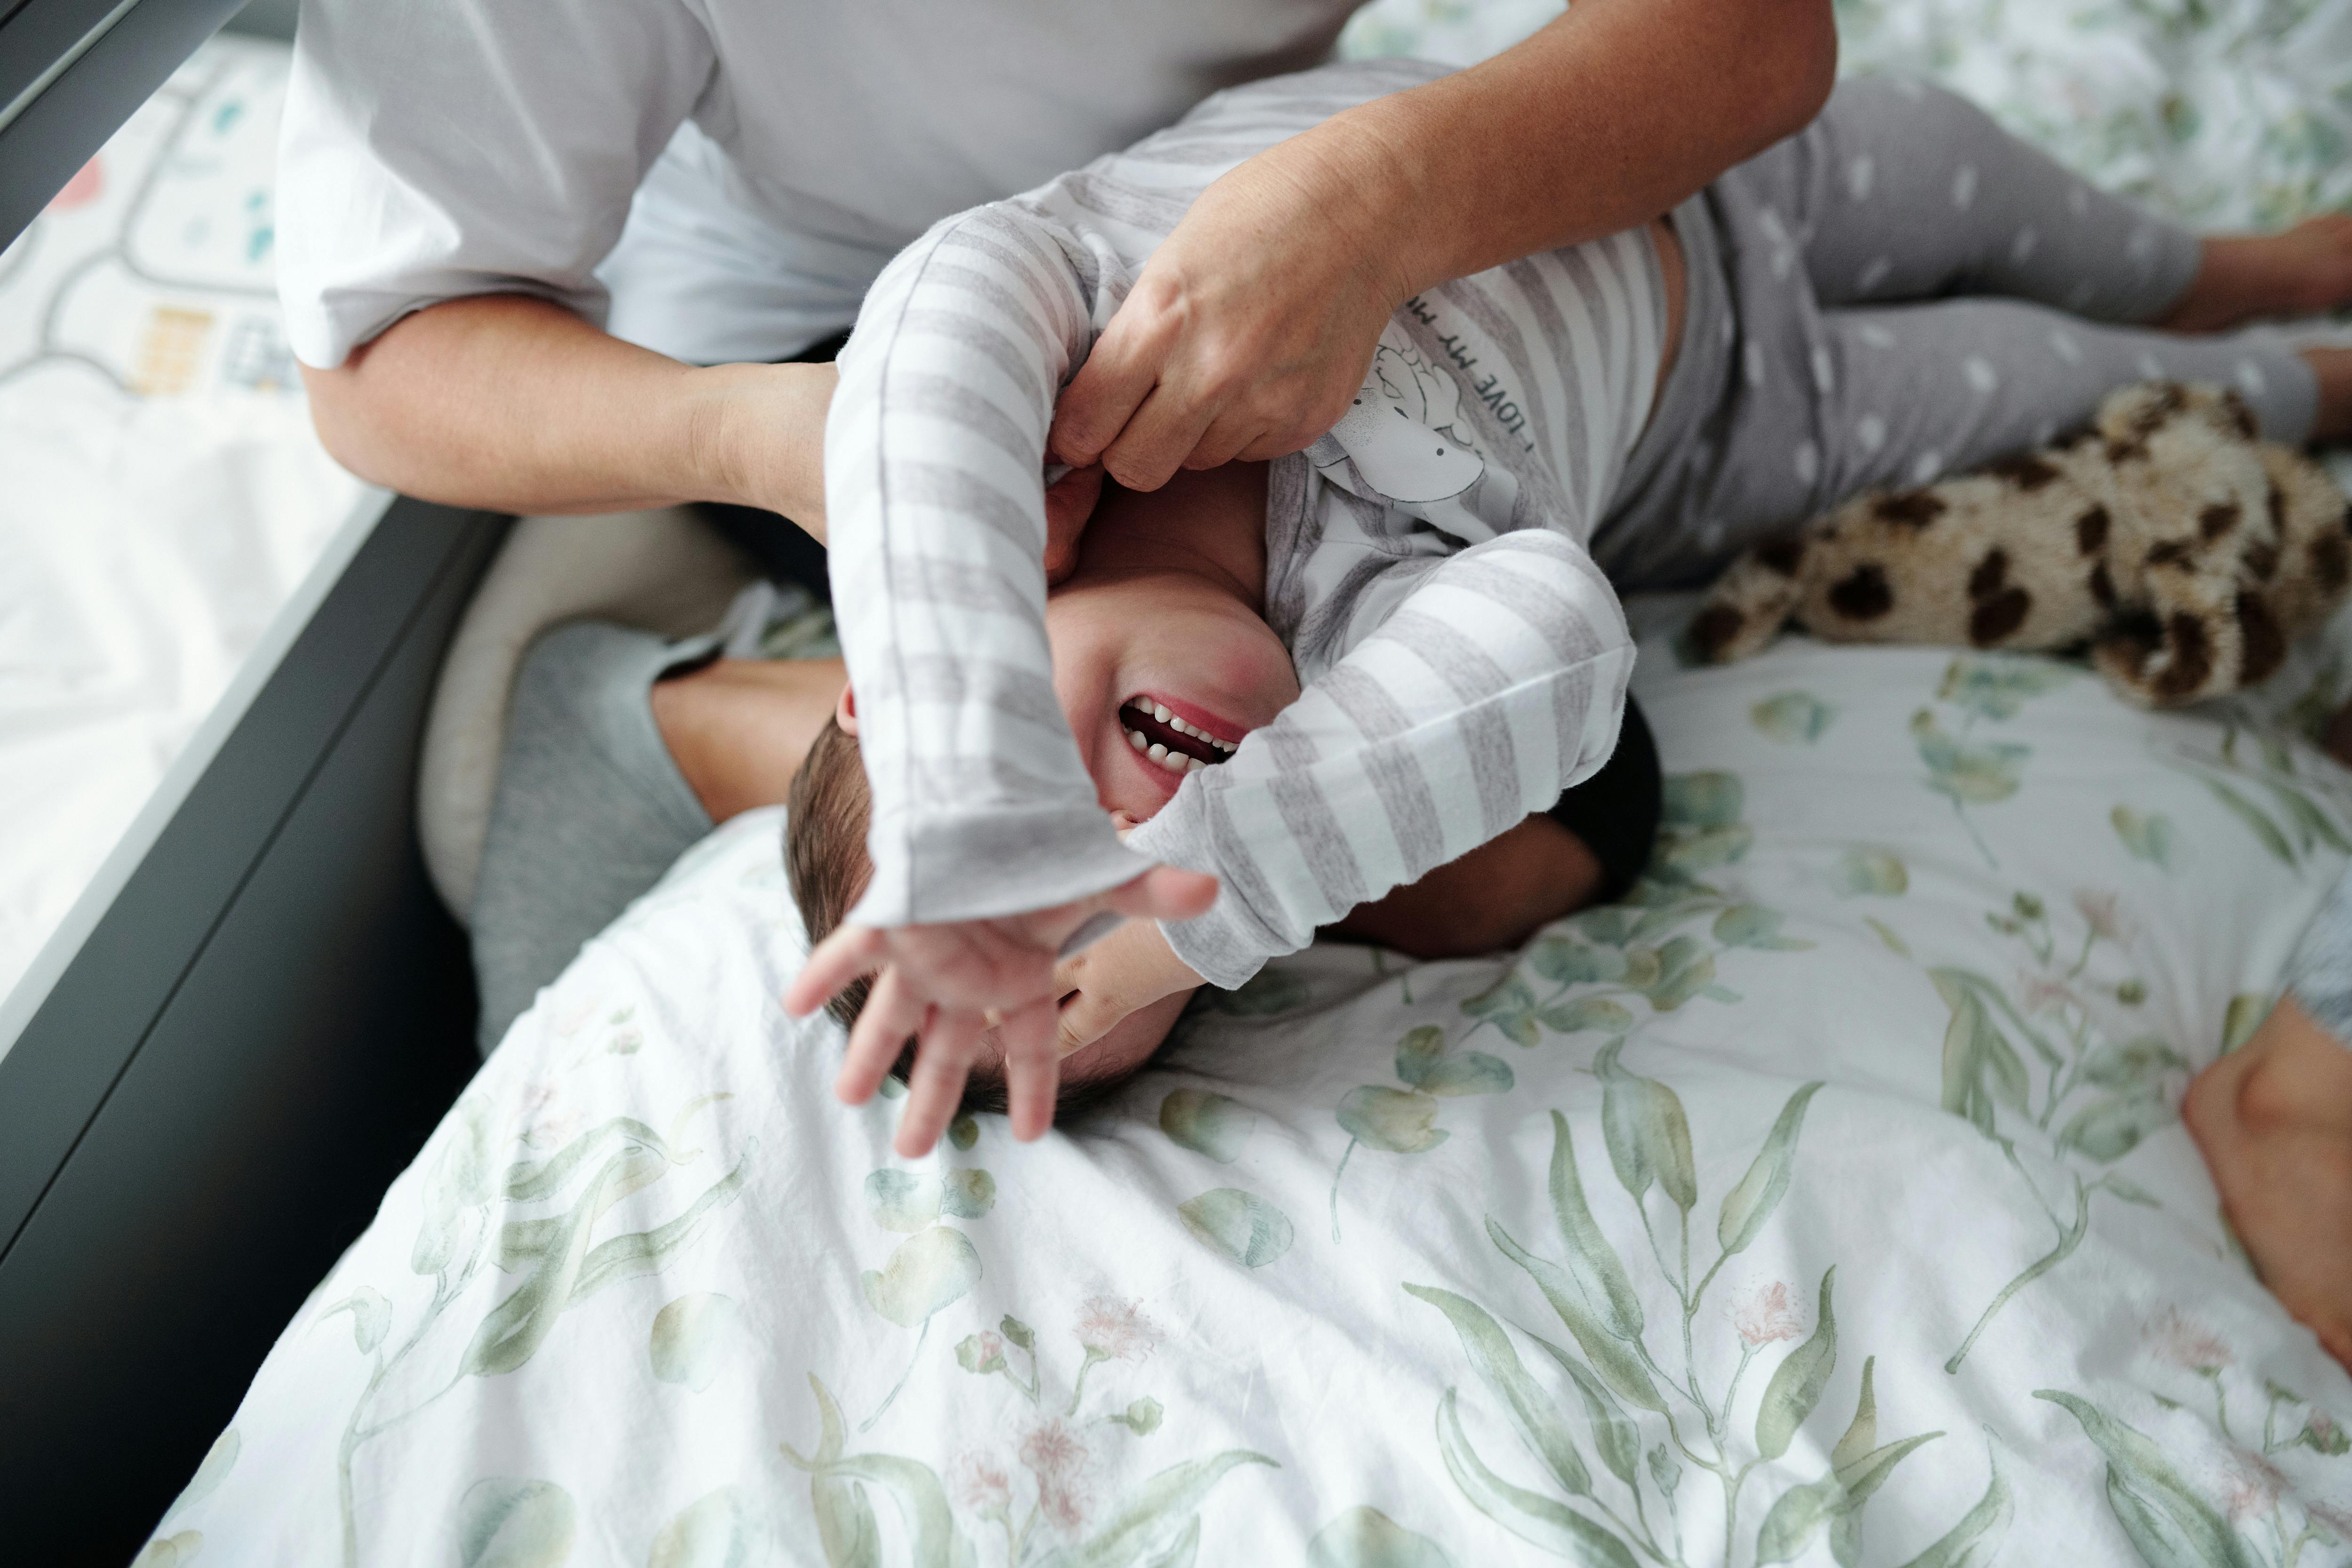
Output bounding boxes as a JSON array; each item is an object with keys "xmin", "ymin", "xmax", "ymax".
[{"xmin": 1692, "ymin": 382, "xmax": 2351, "ymax": 706}]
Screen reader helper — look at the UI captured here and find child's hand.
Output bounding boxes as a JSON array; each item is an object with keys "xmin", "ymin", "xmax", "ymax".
[
  {"xmin": 784, "ymin": 863, "xmax": 1215, "ymax": 1155},
  {"xmin": 1051, "ymin": 917, "xmax": 1207, "ymax": 1056},
  {"xmin": 1042, "ymin": 463, "xmax": 1106, "ymax": 586}
]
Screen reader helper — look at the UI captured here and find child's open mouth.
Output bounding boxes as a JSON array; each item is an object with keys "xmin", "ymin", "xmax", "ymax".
[{"xmin": 1119, "ymin": 696, "xmax": 1239, "ymax": 776}]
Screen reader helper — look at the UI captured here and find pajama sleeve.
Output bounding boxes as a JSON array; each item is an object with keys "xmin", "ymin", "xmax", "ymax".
[
  {"xmin": 826, "ymin": 203, "xmax": 1160, "ymax": 929},
  {"xmin": 1124, "ymin": 530, "xmax": 1637, "ymax": 989}
]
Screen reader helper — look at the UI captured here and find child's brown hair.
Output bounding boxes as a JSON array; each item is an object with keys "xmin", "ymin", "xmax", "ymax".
[{"xmin": 783, "ymin": 719, "xmax": 1157, "ymax": 1115}]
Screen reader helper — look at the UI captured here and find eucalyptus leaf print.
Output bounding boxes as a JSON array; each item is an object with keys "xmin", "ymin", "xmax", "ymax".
[
  {"xmin": 327, "ymin": 1097, "xmax": 745, "ymax": 1566},
  {"xmin": 943, "ymin": 1170, "xmax": 998, "ymax": 1219},
  {"xmin": 1177, "ymin": 1189, "xmax": 1294, "ymax": 1269},
  {"xmin": 156, "ymin": 1428, "xmax": 238, "ymax": 1530},
  {"xmin": 1330, "ymin": 1022, "xmax": 1511, "ymax": 1240},
  {"xmin": 321, "ymin": 1287, "xmax": 391, "ymax": 1354},
  {"xmin": 649, "ymin": 1293, "xmax": 737, "ymax": 1392},
  {"xmin": 648, "ymin": 1486, "xmax": 767, "ymax": 1568},
  {"xmin": 1415, "ymin": 1074, "xmax": 1970, "ymax": 1568},
  {"xmin": 1830, "ymin": 848, "xmax": 1907, "ymax": 898},
  {"xmin": 2155, "ymin": 721, "xmax": 2352, "ymax": 873},
  {"xmin": 869, "ymin": 1169, "xmax": 943, "ymax": 1232},
  {"xmin": 1716, "ymin": 1085, "xmax": 1824, "ymax": 1261},
  {"xmin": 1207, "ymin": 967, "xmax": 1311, "ymax": 1016},
  {"xmin": 1935, "ymin": 655, "xmax": 2075, "ymax": 721},
  {"xmin": 2035, "ymin": 1392, "xmax": 2261, "ymax": 1568},
  {"xmin": 1432, "ymin": 1390, "xmax": 1639, "ymax": 1568},
  {"xmin": 1405, "ymin": 1284, "xmax": 1596, "ymax": 1499},
  {"xmin": 2112, "ymin": 807, "xmax": 2177, "ymax": 870},
  {"xmin": 1925, "ymin": 886, "xmax": 2194, "ymax": 1370},
  {"xmin": 782, "ymin": 1376, "xmax": 975, "ymax": 1567},
  {"xmin": 455, "ymin": 1478, "xmax": 576, "ymax": 1568},
  {"xmin": 1895, "ymin": 1438, "xmax": 2011, "ymax": 1568},
  {"xmin": 1158, "ymin": 1090, "xmax": 1256, "ymax": 1163},
  {"xmin": 1751, "ymin": 691, "xmax": 1836, "ymax": 744},
  {"xmin": 2220, "ymin": 995, "xmax": 2271, "ymax": 1055},
  {"xmin": 1753, "ymin": 1270, "xmax": 1837, "ymax": 1462},
  {"xmin": 133, "ymin": 1532, "xmax": 202, "ymax": 1567},
  {"xmin": 860, "ymin": 1225, "xmax": 983, "ymax": 1429},
  {"xmin": 1911, "ymin": 710, "xmax": 2026, "ymax": 866},
  {"xmin": 1028, "ymin": 1449, "xmax": 1277, "ymax": 1568},
  {"xmin": 1306, "ymin": 1506, "xmax": 1456, "ymax": 1568}
]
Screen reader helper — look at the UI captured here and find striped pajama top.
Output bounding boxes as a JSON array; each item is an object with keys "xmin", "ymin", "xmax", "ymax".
[{"xmin": 826, "ymin": 58, "xmax": 1662, "ymax": 988}]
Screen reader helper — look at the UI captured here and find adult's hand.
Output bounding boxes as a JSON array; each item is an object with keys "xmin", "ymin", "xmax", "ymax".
[
  {"xmin": 1049, "ymin": 0, "xmax": 1837, "ymax": 493},
  {"xmin": 1048, "ymin": 132, "xmax": 1406, "ymax": 493}
]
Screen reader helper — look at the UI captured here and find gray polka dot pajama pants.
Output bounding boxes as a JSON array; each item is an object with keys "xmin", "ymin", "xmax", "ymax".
[{"xmin": 1597, "ymin": 73, "xmax": 2320, "ymax": 589}]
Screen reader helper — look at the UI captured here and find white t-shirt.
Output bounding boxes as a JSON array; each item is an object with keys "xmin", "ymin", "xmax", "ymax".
[{"xmin": 276, "ymin": 0, "xmax": 1358, "ymax": 369}]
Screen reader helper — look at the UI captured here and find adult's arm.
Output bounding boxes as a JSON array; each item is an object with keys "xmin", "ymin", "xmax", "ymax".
[
  {"xmin": 300, "ymin": 297, "xmax": 833, "ymax": 527},
  {"xmin": 1051, "ymin": 0, "xmax": 1838, "ymax": 487},
  {"xmin": 279, "ymin": 0, "xmax": 840, "ymax": 520}
]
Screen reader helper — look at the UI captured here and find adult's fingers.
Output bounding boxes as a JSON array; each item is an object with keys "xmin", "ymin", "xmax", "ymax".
[
  {"xmin": 786, "ymin": 923, "xmax": 885, "ymax": 1017},
  {"xmin": 1095, "ymin": 382, "xmax": 1221, "ymax": 493},
  {"xmin": 996, "ymin": 994, "xmax": 1062, "ymax": 1142},
  {"xmin": 1050, "ymin": 310, "xmax": 1172, "ymax": 467},
  {"xmin": 1177, "ymin": 407, "xmax": 1270, "ymax": 474},
  {"xmin": 835, "ymin": 966, "xmax": 923, "ymax": 1106},
  {"xmin": 895, "ymin": 1006, "xmax": 985, "ymax": 1158}
]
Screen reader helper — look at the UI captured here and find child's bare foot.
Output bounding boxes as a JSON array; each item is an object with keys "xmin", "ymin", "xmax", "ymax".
[
  {"xmin": 2297, "ymin": 345, "xmax": 2352, "ymax": 443},
  {"xmin": 2183, "ymin": 996, "xmax": 2352, "ymax": 1370},
  {"xmin": 2164, "ymin": 215, "xmax": 2352, "ymax": 334}
]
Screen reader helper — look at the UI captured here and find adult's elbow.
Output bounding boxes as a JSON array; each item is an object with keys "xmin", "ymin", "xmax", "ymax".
[
  {"xmin": 299, "ymin": 355, "xmax": 392, "ymax": 487},
  {"xmin": 1744, "ymin": 0, "xmax": 1840, "ymax": 146}
]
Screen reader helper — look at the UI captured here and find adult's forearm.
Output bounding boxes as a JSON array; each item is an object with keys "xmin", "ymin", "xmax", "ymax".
[
  {"xmin": 1315, "ymin": 0, "xmax": 1838, "ymax": 302},
  {"xmin": 297, "ymin": 294, "xmax": 831, "ymax": 530}
]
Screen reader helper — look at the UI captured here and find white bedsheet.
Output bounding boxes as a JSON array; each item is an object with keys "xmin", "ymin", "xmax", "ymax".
[
  {"xmin": 0, "ymin": 38, "xmax": 362, "ymax": 1003},
  {"xmin": 164, "ymin": 599, "xmax": 2352, "ymax": 1565}
]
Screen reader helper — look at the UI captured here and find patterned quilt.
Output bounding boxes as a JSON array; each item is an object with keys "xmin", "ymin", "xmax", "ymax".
[
  {"xmin": 157, "ymin": 593, "xmax": 2352, "ymax": 1566},
  {"xmin": 148, "ymin": 3, "xmax": 2352, "ymax": 1564}
]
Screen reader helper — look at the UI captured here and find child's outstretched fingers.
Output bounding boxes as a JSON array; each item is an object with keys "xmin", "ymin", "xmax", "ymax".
[
  {"xmin": 786, "ymin": 923, "xmax": 884, "ymax": 1018},
  {"xmin": 896, "ymin": 1006, "xmax": 986, "ymax": 1157},
  {"xmin": 835, "ymin": 966, "xmax": 923, "ymax": 1106},
  {"xmin": 997, "ymin": 995, "xmax": 1063, "ymax": 1142}
]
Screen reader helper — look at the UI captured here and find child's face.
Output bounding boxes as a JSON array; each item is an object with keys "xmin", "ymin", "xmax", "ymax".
[{"xmin": 1041, "ymin": 463, "xmax": 1298, "ymax": 827}]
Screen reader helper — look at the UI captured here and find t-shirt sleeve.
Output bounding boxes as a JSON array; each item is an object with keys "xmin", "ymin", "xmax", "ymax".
[
  {"xmin": 825, "ymin": 199, "xmax": 1157, "ymax": 929},
  {"xmin": 276, "ymin": 0, "xmax": 715, "ymax": 368},
  {"xmin": 1125, "ymin": 529, "xmax": 1636, "ymax": 989}
]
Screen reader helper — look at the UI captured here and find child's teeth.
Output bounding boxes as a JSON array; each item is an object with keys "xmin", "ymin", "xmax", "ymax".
[
  {"xmin": 1186, "ymin": 756, "xmax": 1205, "ymax": 772},
  {"xmin": 1152, "ymin": 702, "xmax": 1171, "ymax": 722},
  {"xmin": 1148, "ymin": 742, "xmax": 1168, "ymax": 761},
  {"xmin": 1127, "ymin": 728, "xmax": 1146, "ymax": 751}
]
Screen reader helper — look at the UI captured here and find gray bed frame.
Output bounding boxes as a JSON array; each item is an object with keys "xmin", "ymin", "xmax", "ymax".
[{"xmin": 0, "ymin": 2, "xmax": 506, "ymax": 1557}]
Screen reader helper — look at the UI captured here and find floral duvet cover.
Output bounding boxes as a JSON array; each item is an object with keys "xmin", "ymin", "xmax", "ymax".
[{"xmin": 153, "ymin": 594, "xmax": 2352, "ymax": 1567}]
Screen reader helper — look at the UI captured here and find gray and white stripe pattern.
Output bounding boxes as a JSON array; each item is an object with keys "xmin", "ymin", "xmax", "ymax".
[{"xmin": 827, "ymin": 59, "xmax": 1655, "ymax": 986}]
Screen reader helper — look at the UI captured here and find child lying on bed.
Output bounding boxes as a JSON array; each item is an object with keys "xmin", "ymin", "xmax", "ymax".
[
  {"xmin": 783, "ymin": 459, "xmax": 1663, "ymax": 1117},
  {"xmin": 783, "ymin": 56, "xmax": 2352, "ymax": 1159}
]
